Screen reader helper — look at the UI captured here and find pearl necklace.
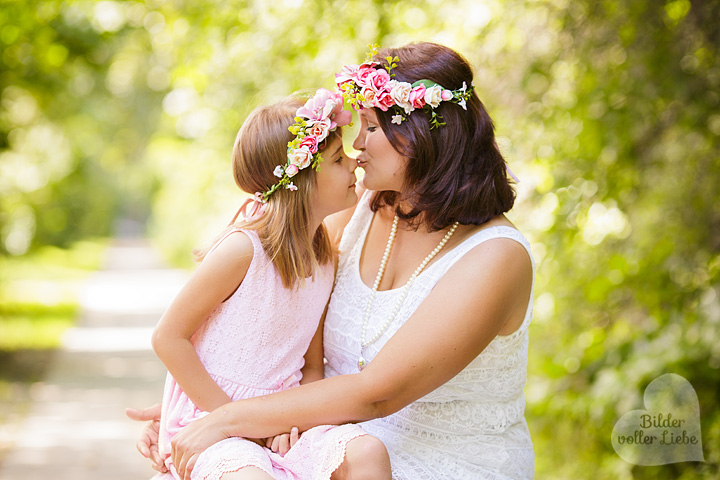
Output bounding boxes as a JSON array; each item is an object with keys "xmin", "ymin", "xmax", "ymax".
[{"xmin": 358, "ymin": 216, "xmax": 459, "ymax": 370}]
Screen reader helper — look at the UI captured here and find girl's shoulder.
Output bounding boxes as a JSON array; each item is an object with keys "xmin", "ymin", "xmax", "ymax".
[{"xmin": 203, "ymin": 229, "xmax": 255, "ymax": 273}]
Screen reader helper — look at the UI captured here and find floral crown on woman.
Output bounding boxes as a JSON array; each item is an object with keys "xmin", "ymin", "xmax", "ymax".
[
  {"xmin": 259, "ymin": 88, "xmax": 352, "ymax": 203},
  {"xmin": 335, "ymin": 45, "xmax": 474, "ymax": 129}
]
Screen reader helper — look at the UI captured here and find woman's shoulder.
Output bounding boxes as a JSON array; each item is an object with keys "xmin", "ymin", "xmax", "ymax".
[{"xmin": 443, "ymin": 216, "xmax": 533, "ymax": 276}]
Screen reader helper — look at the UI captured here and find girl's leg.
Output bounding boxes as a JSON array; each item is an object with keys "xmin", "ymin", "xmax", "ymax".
[
  {"xmin": 220, "ymin": 466, "xmax": 275, "ymax": 480},
  {"xmin": 331, "ymin": 435, "xmax": 392, "ymax": 480}
]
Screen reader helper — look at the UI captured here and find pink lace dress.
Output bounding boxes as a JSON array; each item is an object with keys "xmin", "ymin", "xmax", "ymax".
[{"xmin": 156, "ymin": 229, "xmax": 368, "ymax": 480}]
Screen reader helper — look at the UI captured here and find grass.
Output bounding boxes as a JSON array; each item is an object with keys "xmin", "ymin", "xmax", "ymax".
[{"xmin": 0, "ymin": 239, "xmax": 106, "ymax": 350}]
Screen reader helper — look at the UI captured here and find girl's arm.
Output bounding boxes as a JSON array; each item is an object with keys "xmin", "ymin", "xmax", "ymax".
[
  {"xmin": 170, "ymin": 236, "xmax": 532, "ymax": 479},
  {"xmin": 152, "ymin": 231, "xmax": 254, "ymax": 413}
]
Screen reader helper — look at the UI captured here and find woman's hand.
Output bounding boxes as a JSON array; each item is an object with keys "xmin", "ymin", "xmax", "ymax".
[
  {"xmin": 170, "ymin": 408, "xmax": 233, "ymax": 480},
  {"xmin": 125, "ymin": 404, "xmax": 167, "ymax": 473},
  {"xmin": 265, "ymin": 427, "xmax": 300, "ymax": 456}
]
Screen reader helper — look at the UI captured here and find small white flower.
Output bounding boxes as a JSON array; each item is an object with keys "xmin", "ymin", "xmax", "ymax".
[
  {"xmin": 285, "ymin": 182, "xmax": 298, "ymax": 191},
  {"xmin": 460, "ymin": 81, "xmax": 467, "ymax": 92},
  {"xmin": 273, "ymin": 165, "xmax": 284, "ymax": 178},
  {"xmin": 459, "ymin": 98, "xmax": 467, "ymax": 110},
  {"xmin": 391, "ymin": 114, "xmax": 404, "ymax": 125}
]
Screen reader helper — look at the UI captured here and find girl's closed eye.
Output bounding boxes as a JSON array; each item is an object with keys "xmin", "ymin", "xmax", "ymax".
[{"xmin": 367, "ymin": 126, "xmax": 377, "ymax": 133}]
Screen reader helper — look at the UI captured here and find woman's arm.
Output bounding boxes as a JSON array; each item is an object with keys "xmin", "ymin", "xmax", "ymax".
[
  {"xmin": 170, "ymin": 236, "xmax": 532, "ymax": 479},
  {"xmin": 152, "ymin": 232, "xmax": 253, "ymax": 412}
]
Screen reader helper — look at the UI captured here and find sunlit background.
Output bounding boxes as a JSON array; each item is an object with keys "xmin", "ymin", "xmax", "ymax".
[{"xmin": 1, "ymin": 0, "xmax": 719, "ymax": 478}]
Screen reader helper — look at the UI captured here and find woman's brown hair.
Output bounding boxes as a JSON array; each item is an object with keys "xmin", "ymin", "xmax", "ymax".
[
  {"xmin": 369, "ymin": 42, "xmax": 516, "ymax": 231},
  {"xmin": 196, "ymin": 96, "xmax": 336, "ymax": 288}
]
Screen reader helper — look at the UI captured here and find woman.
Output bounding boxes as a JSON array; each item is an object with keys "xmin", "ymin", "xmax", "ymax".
[{"xmin": 130, "ymin": 42, "xmax": 535, "ymax": 479}]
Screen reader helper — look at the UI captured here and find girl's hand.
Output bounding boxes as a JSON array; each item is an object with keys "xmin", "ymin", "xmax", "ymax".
[
  {"xmin": 170, "ymin": 409, "xmax": 232, "ymax": 480},
  {"xmin": 125, "ymin": 404, "xmax": 168, "ymax": 473},
  {"xmin": 265, "ymin": 427, "xmax": 300, "ymax": 455}
]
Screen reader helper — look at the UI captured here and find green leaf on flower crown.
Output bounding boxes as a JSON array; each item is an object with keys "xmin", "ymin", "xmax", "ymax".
[{"xmin": 412, "ymin": 79, "xmax": 439, "ymax": 90}]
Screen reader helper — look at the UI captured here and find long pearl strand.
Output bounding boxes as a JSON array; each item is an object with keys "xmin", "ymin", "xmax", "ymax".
[{"xmin": 358, "ymin": 216, "xmax": 459, "ymax": 370}]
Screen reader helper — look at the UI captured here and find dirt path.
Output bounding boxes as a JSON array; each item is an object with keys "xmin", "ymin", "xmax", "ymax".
[{"xmin": 0, "ymin": 238, "xmax": 188, "ymax": 480}]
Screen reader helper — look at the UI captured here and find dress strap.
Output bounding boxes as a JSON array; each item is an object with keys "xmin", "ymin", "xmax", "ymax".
[
  {"xmin": 436, "ymin": 226, "xmax": 535, "ymax": 277},
  {"xmin": 418, "ymin": 226, "xmax": 535, "ymax": 338}
]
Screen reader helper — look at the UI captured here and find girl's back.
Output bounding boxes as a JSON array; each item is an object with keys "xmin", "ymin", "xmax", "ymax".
[{"xmin": 191, "ymin": 228, "xmax": 334, "ymax": 394}]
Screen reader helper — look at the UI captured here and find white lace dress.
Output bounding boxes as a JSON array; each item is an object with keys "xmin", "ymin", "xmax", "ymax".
[{"xmin": 323, "ymin": 191, "xmax": 535, "ymax": 479}]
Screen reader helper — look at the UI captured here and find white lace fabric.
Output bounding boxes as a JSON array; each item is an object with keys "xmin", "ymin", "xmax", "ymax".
[{"xmin": 323, "ymin": 191, "xmax": 535, "ymax": 479}]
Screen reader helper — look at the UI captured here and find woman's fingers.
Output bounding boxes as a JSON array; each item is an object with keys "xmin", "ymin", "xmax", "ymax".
[{"xmin": 125, "ymin": 404, "xmax": 162, "ymax": 422}]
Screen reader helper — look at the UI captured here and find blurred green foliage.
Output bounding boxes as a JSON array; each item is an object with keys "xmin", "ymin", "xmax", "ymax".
[
  {"xmin": 0, "ymin": 239, "xmax": 106, "ymax": 349},
  {"xmin": 1, "ymin": 0, "xmax": 719, "ymax": 477}
]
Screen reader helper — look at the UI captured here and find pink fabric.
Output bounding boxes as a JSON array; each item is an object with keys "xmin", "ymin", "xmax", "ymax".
[{"xmin": 156, "ymin": 229, "xmax": 366, "ymax": 479}]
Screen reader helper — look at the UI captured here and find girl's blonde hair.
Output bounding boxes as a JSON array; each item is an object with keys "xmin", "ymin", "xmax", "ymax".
[{"xmin": 196, "ymin": 96, "xmax": 336, "ymax": 288}]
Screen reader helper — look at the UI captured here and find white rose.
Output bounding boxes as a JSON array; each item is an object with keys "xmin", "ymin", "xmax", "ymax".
[
  {"xmin": 288, "ymin": 146, "xmax": 313, "ymax": 169},
  {"xmin": 360, "ymin": 86, "xmax": 377, "ymax": 108},
  {"xmin": 390, "ymin": 81, "xmax": 412, "ymax": 113},
  {"xmin": 424, "ymin": 85, "xmax": 444, "ymax": 108}
]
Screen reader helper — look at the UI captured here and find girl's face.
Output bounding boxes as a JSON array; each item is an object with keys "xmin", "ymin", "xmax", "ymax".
[
  {"xmin": 311, "ymin": 135, "xmax": 358, "ymax": 219},
  {"xmin": 353, "ymin": 108, "xmax": 408, "ymax": 192}
]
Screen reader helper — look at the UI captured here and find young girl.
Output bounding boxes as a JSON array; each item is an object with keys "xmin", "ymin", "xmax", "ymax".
[{"xmin": 150, "ymin": 88, "xmax": 391, "ymax": 480}]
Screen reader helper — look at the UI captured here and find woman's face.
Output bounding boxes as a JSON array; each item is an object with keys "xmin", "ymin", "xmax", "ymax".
[
  {"xmin": 353, "ymin": 109, "xmax": 408, "ymax": 192},
  {"xmin": 311, "ymin": 135, "xmax": 358, "ymax": 219}
]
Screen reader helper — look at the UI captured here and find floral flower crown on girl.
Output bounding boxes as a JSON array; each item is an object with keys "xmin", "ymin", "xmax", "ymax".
[
  {"xmin": 335, "ymin": 45, "xmax": 474, "ymax": 129},
  {"xmin": 258, "ymin": 88, "xmax": 352, "ymax": 203}
]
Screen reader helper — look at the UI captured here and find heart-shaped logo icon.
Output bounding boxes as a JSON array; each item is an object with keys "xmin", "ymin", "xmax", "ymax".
[{"xmin": 611, "ymin": 373, "xmax": 704, "ymax": 465}]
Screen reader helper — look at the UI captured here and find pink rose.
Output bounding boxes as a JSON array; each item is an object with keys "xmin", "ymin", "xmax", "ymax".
[
  {"xmin": 329, "ymin": 101, "xmax": 353, "ymax": 127},
  {"xmin": 297, "ymin": 88, "xmax": 337, "ymax": 121},
  {"xmin": 356, "ymin": 65, "xmax": 376, "ymax": 85},
  {"xmin": 299, "ymin": 135, "xmax": 318, "ymax": 154},
  {"xmin": 375, "ymin": 90, "xmax": 395, "ymax": 111},
  {"xmin": 369, "ymin": 69, "xmax": 391, "ymax": 92},
  {"xmin": 285, "ymin": 163, "xmax": 300, "ymax": 177},
  {"xmin": 288, "ymin": 146, "xmax": 313, "ymax": 169},
  {"xmin": 441, "ymin": 89, "xmax": 453, "ymax": 101},
  {"xmin": 335, "ymin": 64, "xmax": 359, "ymax": 86},
  {"xmin": 408, "ymin": 85, "xmax": 427, "ymax": 109},
  {"xmin": 306, "ymin": 118, "xmax": 332, "ymax": 142}
]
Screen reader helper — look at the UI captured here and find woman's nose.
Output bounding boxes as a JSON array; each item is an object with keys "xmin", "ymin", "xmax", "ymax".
[{"xmin": 352, "ymin": 130, "xmax": 364, "ymax": 151}]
